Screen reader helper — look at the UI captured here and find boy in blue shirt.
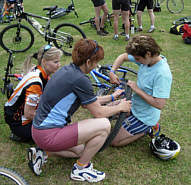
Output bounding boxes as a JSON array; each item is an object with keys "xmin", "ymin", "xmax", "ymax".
[{"xmin": 109, "ymin": 35, "xmax": 172, "ymax": 146}]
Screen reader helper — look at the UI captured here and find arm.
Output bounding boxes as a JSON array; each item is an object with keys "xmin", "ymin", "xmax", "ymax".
[
  {"xmin": 128, "ymin": 80, "xmax": 166, "ymax": 110},
  {"xmin": 97, "ymin": 89, "xmax": 124, "ymax": 105},
  {"xmin": 109, "ymin": 53, "xmax": 129, "ymax": 84},
  {"xmin": 85, "ymin": 99, "xmax": 131, "ymax": 118},
  {"xmin": 24, "ymin": 103, "xmax": 36, "ymax": 120}
]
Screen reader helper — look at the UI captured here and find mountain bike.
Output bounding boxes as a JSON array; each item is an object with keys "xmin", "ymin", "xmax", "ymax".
[
  {"xmin": 1, "ymin": 50, "xmax": 22, "ymax": 99},
  {"xmin": 46, "ymin": 0, "xmax": 78, "ymax": 19},
  {"xmin": 0, "ymin": 0, "xmax": 86, "ymax": 56},
  {"xmin": 153, "ymin": 0, "xmax": 184, "ymax": 14},
  {"xmin": 0, "ymin": 166, "xmax": 28, "ymax": 185},
  {"xmin": 79, "ymin": 13, "xmax": 113, "ymax": 30}
]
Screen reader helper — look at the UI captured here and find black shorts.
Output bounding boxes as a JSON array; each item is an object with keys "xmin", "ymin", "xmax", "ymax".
[
  {"xmin": 91, "ymin": 0, "xmax": 105, "ymax": 7},
  {"xmin": 137, "ymin": 0, "xmax": 154, "ymax": 11},
  {"xmin": 112, "ymin": 0, "xmax": 130, "ymax": 11}
]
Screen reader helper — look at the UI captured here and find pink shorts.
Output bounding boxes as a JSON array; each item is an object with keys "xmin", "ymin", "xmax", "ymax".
[{"xmin": 32, "ymin": 123, "xmax": 78, "ymax": 152}]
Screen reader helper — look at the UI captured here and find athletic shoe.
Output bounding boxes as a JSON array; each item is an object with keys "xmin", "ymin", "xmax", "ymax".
[
  {"xmin": 9, "ymin": 132, "xmax": 28, "ymax": 142},
  {"xmin": 97, "ymin": 30, "xmax": 107, "ymax": 36},
  {"xmin": 70, "ymin": 163, "xmax": 105, "ymax": 183},
  {"xmin": 100, "ymin": 27, "xmax": 109, "ymax": 34},
  {"xmin": 125, "ymin": 36, "xmax": 130, "ymax": 41},
  {"xmin": 27, "ymin": 147, "xmax": 48, "ymax": 176},
  {"xmin": 148, "ymin": 27, "xmax": 155, "ymax": 33},
  {"xmin": 120, "ymin": 31, "xmax": 126, "ymax": 36},
  {"xmin": 113, "ymin": 35, "xmax": 119, "ymax": 40},
  {"xmin": 145, "ymin": 123, "xmax": 161, "ymax": 138},
  {"xmin": 137, "ymin": 28, "xmax": 143, "ymax": 32}
]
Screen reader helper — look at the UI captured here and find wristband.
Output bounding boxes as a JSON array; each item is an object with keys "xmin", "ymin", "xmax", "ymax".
[
  {"xmin": 111, "ymin": 94, "xmax": 115, "ymax": 102},
  {"xmin": 110, "ymin": 69, "xmax": 116, "ymax": 74}
]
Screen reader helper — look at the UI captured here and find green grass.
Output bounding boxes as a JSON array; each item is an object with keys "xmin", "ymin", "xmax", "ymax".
[{"xmin": 0, "ymin": 0, "xmax": 191, "ymax": 184}]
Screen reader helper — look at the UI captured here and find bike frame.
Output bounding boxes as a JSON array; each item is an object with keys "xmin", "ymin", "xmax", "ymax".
[{"xmin": 90, "ymin": 65, "xmax": 137, "ymax": 90}]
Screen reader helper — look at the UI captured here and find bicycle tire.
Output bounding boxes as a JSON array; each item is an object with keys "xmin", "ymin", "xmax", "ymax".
[
  {"xmin": 0, "ymin": 24, "xmax": 34, "ymax": 53},
  {"xmin": 0, "ymin": 167, "xmax": 29, "ymax": 185},
  {"xmin": 99, "ymin": 81, "xmax": 132, "ymax": 152},
  {"xmin": 53, "ymin": 23, "xmax": 86, "ymax": 56},
  {"xmin": 167, "ymin": 0, "xmax": 184, "ymax": 13}
]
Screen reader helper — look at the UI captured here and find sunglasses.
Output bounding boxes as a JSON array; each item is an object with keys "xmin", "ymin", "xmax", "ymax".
[
  {"xmin": 41, "ymin": 44, "xmax": 52, "ymax": 61},
  {"xmin": 88, "ymin": 40, "xmax": 99, "ymax": 59}
]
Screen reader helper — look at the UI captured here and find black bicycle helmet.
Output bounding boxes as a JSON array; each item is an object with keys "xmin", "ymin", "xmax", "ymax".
[{"xmin": 150, "ymin": 134, "xmax": 180, "ymax": 160}]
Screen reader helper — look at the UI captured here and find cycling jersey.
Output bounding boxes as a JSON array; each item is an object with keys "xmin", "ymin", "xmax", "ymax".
[{"xmin": 4, "ymin": 65, "xmax": 48, "ymax": 128}]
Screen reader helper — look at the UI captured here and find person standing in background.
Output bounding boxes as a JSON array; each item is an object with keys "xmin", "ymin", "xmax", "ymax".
[
  {"xmin": 137, "ymin": 0, "xmax": 155, "ymax": 33},
  {"xmin": 91, "ymin": 0, "xmax": 109, "ymax": 36}
]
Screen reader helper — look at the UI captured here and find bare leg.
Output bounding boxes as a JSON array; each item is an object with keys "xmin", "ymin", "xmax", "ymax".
[
  {"xmin": 148, "ymin": 9, "xmax": 155, "ymax": 26},
  {"xmin": 113, "ymin": 10, "xmax": 120, "ymax": 35},
  {"xmin": 121, "ymin": 10, "xmax": 130, "ymax": 35},
  {"xmin": 94, "ymin": 6, "xmax": 101, "ymax": 31},
  {"xmin": 111, "ymin": 127, "xmax": 144, "ymax": 147},
  {"xmin": 47, "ymin": 118, "xmax": 111, "ymax": 164},
  {"xmin": 137, "ymin": 10, "xmax": 143, "ymax": 27},
  {"xmin": 100, "ymin": 3, "xmax": 108, "ymax": 29}
]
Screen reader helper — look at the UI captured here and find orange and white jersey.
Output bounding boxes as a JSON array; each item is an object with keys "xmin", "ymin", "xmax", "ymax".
[{"xmin": 5, "ymin": 65, "xmax": 48, "ymax": 126}]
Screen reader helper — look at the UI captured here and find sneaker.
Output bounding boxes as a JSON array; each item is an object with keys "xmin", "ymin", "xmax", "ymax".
[
  {"xmin": 137, "ymin": 28, "xmax": 143, "ymax": 32},
  {"xmin": 70, "ymin": 163, "xmax": 105, "ymax": 183},
  {"xmin": 145, "ymin": 123, "xmax": 161, "ymax": 138},
  {"xmin": 9, "ymin": 132, "xmax": 27, "ymax": 142},
  {"xmin": 148, "ymin": 27, "xmax": 155, "ymax": 33},
  {"xmin": 97, "ymin": 30, "xmax": 107, "ymax": 36},
  {"xmin": 113, "ymin": 35, "xmax": 119, "ymax": 40},
  {"xmin": 120, "ymin": 31, "xmax": 126, "ymax": 36},
  {"xmin": 125, "ymin": 36, "xmax": 130, "ymax": 41},
  {"xmin": 100, "ymin": 27, "xmax": 109, "ymax": 34},
  {"xmin": 27, "ymin": 147, "xmax": 48, "ymax": 176}
]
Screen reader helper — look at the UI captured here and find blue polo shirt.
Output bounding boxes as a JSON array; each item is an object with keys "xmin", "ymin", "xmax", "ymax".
[
  {"xmin": 33, "ymin": 63, "xmax": 97, "ymax": 129},
  {"xmin": 128, "ymin": 55, "xmax": 172, "ymax": 126}
]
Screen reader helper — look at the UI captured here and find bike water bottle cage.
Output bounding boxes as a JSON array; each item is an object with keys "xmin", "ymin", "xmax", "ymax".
[
  {"xmin": 41, "ymin": 44, "xmax": 52, "ymax": 61},
  {"xmin": 88, "ymin": 40, "xmax": 99, "ymax": 60}
]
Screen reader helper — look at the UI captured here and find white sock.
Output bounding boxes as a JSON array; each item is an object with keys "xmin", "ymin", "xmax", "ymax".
[
  {"xmin": 139, "ymin": 25, "xmax": 143, "ymax": 29},
  {"xmin": 126, "ymin": 34, "xmax": 129, "ymax": 38},
  {"xmin": 114, "ymin": 34, "xmax": 119, "ymax": 37},
  {"xmin": 150, "ymin": 25, "xmax": 155, "ymax": 29}
]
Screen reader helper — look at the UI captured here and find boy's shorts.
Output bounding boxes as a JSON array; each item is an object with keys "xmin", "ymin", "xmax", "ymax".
[
  {"xmin": 112, "ymin": 0, "xmax": 130, "ymax": 11},
  {"xmin": 122, "ymin": 113, "xmax": 151, "ymax": 135},
  {"xmin": 32, "ymin": 123, "xmax": 78, "ymax": 152},
  {"xmin": 91, "ymin": 0, "xmax": 105, "ymax": 7},
  {"xmin": 137, "ymin": 0, "xmax": 154, "ymax": 11}
]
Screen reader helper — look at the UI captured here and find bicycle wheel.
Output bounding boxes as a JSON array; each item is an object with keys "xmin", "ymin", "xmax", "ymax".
[
  {"xmin": 53, "ymin": 23, "xmax": 86, "ymax": 56},
  {"xmin": 167, "ymin": 0, "xmax": 184, "ymax": 13},
  {"xmin": 99, "ymin": 81, "xmax": 132, "ymax": 152},
  {"xmin": 0, "ymin": 167, "xmax": 28, "ymax": 185},
  {"xmin": 0, "ymin": 24, "xmax": 34, "ymax": 53}
]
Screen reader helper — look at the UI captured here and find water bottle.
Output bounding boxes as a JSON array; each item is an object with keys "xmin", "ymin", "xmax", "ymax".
[
  {"xmin": 31, "ymin": 18, "xmax": 42, "ymax": 30},
  {"xmin": 130, "ymin": 18, "xmax": 135, "ymax": 34}
]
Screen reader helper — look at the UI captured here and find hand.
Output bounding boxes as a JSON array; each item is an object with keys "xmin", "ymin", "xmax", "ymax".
[
  {"xmin": 109, "ymin": 72, "xmax": 120, "ymax": 85},
  {"xmin": 119, "ymin": 99, "xmax": 131, "ymax": 112},
  {"xmin": 112, "ymin": 89, "xmax": 124, "ymax": 99},
  {"xmin": 127, "ymin": 80, "xmax": 139, "ymax": 92}
]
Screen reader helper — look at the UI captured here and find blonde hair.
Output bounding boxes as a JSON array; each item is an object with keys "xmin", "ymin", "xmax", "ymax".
[{"xmin": 23, "ymin": 45, "xmax": 62, "ymax": 75}]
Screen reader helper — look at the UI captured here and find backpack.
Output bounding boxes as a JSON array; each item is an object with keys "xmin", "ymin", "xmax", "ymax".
[
  {"xmin": 170, "ymin": 24, "xmax": 185, "ymax": 35},
  {"xmin": 182, "ymin": 24, "xmax": 191, "ymax": 44}
]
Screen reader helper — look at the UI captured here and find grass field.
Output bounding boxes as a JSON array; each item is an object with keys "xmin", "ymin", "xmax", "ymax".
[{"xmin": 0, "ymin": 0, "xmax": 191, "ymax": 184}]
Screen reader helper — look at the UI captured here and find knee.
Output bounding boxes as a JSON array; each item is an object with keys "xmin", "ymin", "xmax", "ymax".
[{"xmin": 101, "ymin": 118, "xmax": 111, "ymax": 135}]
